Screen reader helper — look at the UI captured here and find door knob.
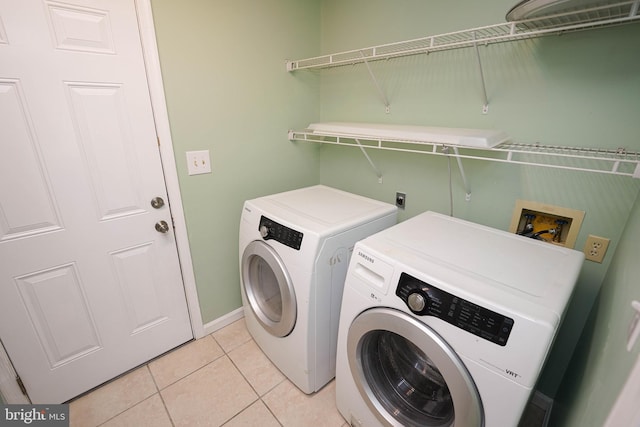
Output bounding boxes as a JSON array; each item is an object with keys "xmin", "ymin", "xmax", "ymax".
[
  {"xmin": 150, "ymin": 197, "xmax": 165, "ymax": 209},
  {"xmin": 155, "ymin": 220, "xmax": 170, "ymax": 233}
]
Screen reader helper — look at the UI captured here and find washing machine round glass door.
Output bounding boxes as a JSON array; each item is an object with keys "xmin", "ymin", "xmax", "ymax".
[
  {"xmin": 241, "ymin": 240, "xmax": 296, "ymax": 337},
  {"xmin": 347, "ymin": 307, "xmax": 484, "ymax": 427}
]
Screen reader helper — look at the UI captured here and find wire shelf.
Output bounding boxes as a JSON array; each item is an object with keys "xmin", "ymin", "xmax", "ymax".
[
  {"xmin": 288, "ymin": 129, "xmax": 640, "ymax": 178},
  {"xmin": 286, "ymin": 1, "xmax": 640, "ymax": 71},
  {"xmin": 286, "ymin": 2, "xmax": 640, "ymax": 178}
]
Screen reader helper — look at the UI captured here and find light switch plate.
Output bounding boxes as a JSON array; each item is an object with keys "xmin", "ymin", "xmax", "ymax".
[{"xmin": 186, "ymin": 150, "xmax": 211, "ymax": 175}]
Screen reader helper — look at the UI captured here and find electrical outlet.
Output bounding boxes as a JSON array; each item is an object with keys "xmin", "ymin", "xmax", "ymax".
[
  {"xmin": 395, "ymin": 192, "xmax": 406, "ymax": 210},
  {"xmin": 583, "ymin": 234, "xmax": 610, "ymax": 263},
  {"xmin": 186, "ymin": 150, "xmax": 212, "ymax": 176}
]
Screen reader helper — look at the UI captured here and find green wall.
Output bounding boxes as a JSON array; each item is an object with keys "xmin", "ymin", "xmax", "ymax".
[
  {"xmin": 313, "ymin": 0, "xmax": 640, "ymax": 398},
  {"xmin": 551, "ymin": 192, "xmax": 640, "ymax": 426},
  {"xmin": 150, "ymin": 0, "xmax": 321, "ymax": 323},
  {"xmin": 149, "ymin": 0, "xmax": 640, "ymax": 416}
]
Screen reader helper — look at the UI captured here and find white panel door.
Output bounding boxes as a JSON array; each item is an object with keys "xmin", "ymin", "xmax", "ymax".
[{"xmin": 0, "ymin": 0, "xmax": 193, "ymax": 403}]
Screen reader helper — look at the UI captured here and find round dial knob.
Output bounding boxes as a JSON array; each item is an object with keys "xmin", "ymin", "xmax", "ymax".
[
  {"xmin": 407, "ymin": 292, "xmax": 427, "ymax": 312},
  {"xmin": 259, "ymin": 225, "xmax": 270, "ymax": 238}
]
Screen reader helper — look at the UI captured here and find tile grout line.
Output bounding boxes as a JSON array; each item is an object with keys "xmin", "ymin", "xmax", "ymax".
[
  {"xmin": 94, "ymin": 339, "xmax": 221, "ymax": 427},
  {"xmin": 212, "ymin": 332, "xmax": 265, "ymax": 426},
  {"xmin": 91, "ymin": 365, "xmax": 167, "ymax": 427},
  {"xmin": 78, "ymin": 320, "xmax": 298, "ymax": 427},
  {"xmin": 147, "ymin": 364, "xmax": 176, "ymax": 427},
  {"xmin": 145, "ymin": 331, "xmax": 249, "ymax": 427},
  {"xmin": 147, "ymin": 335, "xmax": 223, "ymax": 391},
  {"xmin": 213, "ymin": 331, "xmax": 285, "ymax": 427},
  {"xmin": 225, "ymin": 351, "xmax": 286, "ymax": 426}
]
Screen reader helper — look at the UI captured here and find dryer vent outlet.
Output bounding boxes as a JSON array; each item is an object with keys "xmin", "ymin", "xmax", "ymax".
[{"xmin": 395, "ymin": 192, "xmax": 406, "ymax": 210}]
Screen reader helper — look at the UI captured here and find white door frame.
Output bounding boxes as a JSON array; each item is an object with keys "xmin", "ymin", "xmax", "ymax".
[
  {"xmin": 134, "ymin": 0, "xmax": 204, "ymax": 338},
  {"xmin": 604, "ymin": 350, "xmax": 640, "ymax": 427},
  {"xmin": 0, "ymin": 0, "xmax": 204, "ymax": 404}
]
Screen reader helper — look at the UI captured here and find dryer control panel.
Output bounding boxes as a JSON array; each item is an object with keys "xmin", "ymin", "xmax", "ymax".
[
  {"xmin": 259, "ymin": 216, "xmax": 303, "ymax": 250},
  {"xmin": 396, "ymin": 272, "xmax": 514, "ymax": 346}
]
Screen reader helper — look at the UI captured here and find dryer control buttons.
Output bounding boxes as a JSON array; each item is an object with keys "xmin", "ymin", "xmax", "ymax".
[
  {"xmin": 396, "ymin": 272, "xmax": 514, "ymax": 346},
  {"xmin": 259, "ymin": 216, "xmax": 303, "ymax": 250}
]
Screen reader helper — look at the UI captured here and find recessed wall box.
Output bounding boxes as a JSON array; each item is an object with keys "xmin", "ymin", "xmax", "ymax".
[{"xmin": 509, "ymin": 200, "xmax": 585, "ymax": 248}]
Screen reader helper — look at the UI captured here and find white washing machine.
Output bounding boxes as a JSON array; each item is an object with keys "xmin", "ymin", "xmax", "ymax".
[
  {"xmin": 239, "ymin": 185, "xmax": 397, "ymax": 394},
  {"xmin": 336, "ymin": 211, "xmax": 584, "ymax": 427}
]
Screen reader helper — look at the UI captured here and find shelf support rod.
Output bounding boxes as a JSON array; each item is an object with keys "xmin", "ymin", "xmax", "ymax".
[
  {"xmin": 472, "ymin": 32, "xmax": 489, "ymax": 114},
  {"xmin": 452, "ymin": 147, "xmax": 472, "ymax": 201},
  {"xmin": 355, "ymin": 138, "xmax": 384, "ymax": 183},
  {"xmin": 359, "ymin": 51, "xmax": 391, "ymax": 113},
  {"xmin": 631, "ymin": 0, "xmax": 639, "ymax": 17}
]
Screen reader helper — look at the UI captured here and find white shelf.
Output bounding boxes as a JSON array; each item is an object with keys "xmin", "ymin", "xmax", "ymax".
[
  {"xmin": 288, "ymin": 126, "xmax": 640, "ymax": 179},
  {"xmin": 286, "ymin": 3, "xmax": 640, "ymax": 179},
  {"xmin": 306, "ymin": 122, "xmax": 511, "ymax": 148},
  {"xmin": 286, "ymin": 1, "xmax": 640, "ymax": 71}
]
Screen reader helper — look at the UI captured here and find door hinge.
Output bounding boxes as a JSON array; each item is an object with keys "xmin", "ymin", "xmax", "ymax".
[{"xmin": 16, "ymin": 375, "xmax": 28, "ymax": 396}]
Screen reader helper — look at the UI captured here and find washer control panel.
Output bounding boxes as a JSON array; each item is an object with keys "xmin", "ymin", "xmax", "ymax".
[
  {"xmin": 396, "ymin": 272, "xmax": 514, "ymax": 346},
  {"xmin": 259, "ymin": 216, "xmax": 303, "ymax": 250}
]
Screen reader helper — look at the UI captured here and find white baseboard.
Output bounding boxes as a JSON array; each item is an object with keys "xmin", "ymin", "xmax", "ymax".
[{"xmin": 202, "ymin": 308, "xmax": 245, "ymax": 336}]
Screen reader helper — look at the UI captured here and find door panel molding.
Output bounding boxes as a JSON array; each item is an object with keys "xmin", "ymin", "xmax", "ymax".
[
  {"xmin": 0, "ymin": 79, "xmax": 63, "ymax": 241},
  {"xmin": 65, "ymin": 81, "xmax": 146, "ymax": 220},
  {"xmin": 45, "ymin": 0, "xmax": 116, "ymax": 54},
  {"xmin": 110, "ymin": 243, "xmax": 170, "ymax": 334},
  {"xmin": 15, "ymin": 263, "xmax": 102, "ymax": 368}
]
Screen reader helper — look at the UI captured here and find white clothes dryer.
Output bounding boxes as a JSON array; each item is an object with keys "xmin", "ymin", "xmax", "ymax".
[
  {"xmin": 336, "ymin": 211, "xmax": 584, "ymax": 427},
  {"xmin": 239, "ymin": 185, "xmax": 397, "ymax": 394}
]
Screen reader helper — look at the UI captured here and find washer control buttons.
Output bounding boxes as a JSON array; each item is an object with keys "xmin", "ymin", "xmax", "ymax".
[{"xmin": 396, "ymin": 272, "xmax": 514, "ymax": 346}]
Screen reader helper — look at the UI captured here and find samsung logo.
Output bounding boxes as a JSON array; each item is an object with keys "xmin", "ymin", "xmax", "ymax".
[{"xmin": 357, "ymin": 251, "xmax": 374, "ymax": 264}]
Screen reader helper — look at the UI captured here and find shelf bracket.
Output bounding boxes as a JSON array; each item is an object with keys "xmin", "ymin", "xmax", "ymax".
[
  {"xmin": 360, "ymin": 51, "xmax": 390, "ymax": 114},
  {"xmin": 355, "ymin": 138, "xmax": 384, "ymax": 183},
  {"xmin": 443, "ymin": 146, "xmax": 472, "ymax": 200},
  {"xmin": 453, "ymin": 147, "xmax": 472, "ymax": 201},
  {"xmin": 472, "ymin": 32, "xmax": 489, "ymax": 114}
]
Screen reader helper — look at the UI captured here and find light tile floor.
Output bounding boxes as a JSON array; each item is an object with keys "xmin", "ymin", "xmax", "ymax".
[
  {"xmin": 69, "ymin": 319, "xmax": 348, "ymax": 427},
  {"xmin": 69, "ymin": 318, "xmax": 544, "ymax": 427}
]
